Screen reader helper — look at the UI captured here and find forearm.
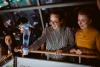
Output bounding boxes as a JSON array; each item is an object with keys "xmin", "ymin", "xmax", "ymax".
[{"xmin": 29, "ymin": 36, "xmax": 46, "ymax": 50}]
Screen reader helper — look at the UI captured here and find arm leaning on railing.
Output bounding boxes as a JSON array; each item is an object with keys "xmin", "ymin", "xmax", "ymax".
[{"xmin": 16, "ymin": 49, "xmax": 100, "ymax": 59}]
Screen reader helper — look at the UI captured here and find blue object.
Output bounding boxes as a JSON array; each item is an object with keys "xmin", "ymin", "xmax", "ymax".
[{"xmin": 21, "ymin": 23, "xmax": 32, "ymax": 55}]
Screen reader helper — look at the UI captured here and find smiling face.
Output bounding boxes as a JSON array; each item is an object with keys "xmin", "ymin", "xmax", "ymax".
[
  {"xmin": 49, "ymin": 14, "xmax": 63, "ymax": 30},
  {"xmin": 78, "ymin": 14, "xmax": 92, "ymax": 30}
]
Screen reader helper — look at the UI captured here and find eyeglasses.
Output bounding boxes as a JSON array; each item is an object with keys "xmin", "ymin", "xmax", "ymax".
[{"xmin": 50, "ymin": 20, "xmax": 60, "ymax": 24}]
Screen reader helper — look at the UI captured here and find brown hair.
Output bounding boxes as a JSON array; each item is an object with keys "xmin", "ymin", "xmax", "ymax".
[
  {"xmin": 49, "ymin": 9, "xmax": 67, "ymax": 27},
  {"xmin": 1, "ymin": 34, "xmax": 16, "ymax": 55},
  {"xmin": 78, "ymin": 8, "xmax": 93, "ymax": 20}
]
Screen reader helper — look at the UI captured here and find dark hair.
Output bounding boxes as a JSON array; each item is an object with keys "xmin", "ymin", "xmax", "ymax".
[
  {"xmin": 1, "ymin": 34, "xmax": 16, "ymax": 55},
  {"xmin": 50, "ymin": 10, "xmax": 65, "ymax": 22},
  {"xmin": 17, "ymin": 17, "xmax": 28, "ymax": 24},
  {"xmin": 49, "ymin": 9, "xmax": 67, "ymax": 27}
]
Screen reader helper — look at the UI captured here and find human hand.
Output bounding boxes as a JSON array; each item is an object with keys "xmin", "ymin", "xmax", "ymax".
[
  {"xmin": 70, "ymin": 49, "xmax": 76, "ymax": 54},
  {"xmin": 14, "ymin": 48, "xmax": 22, "ymax": 53},
  {"xmin": 76, "ymin": 49, "xmax": 82, "ymax": 55},
  {"xmin": 55, "ymin": 50, "xmax": 63, "ymax": 55}
]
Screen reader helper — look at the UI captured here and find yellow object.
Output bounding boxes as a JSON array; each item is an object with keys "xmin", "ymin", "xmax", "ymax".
[{"xmin": 75, "ymin": 27, "xmax": 100, "ymax": 53}]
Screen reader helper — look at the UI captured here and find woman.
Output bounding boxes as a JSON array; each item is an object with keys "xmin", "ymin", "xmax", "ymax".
[
  {"xmin": 70, "ymin": 9, "xmax": 100, "ymax": 66},
  {"xmin": 75, "ymin": 9, "xmax": 100, "ymax": 55},
  {"xmin": 1, "ymin": 34, "xmax": 17, "ymax": 56},
  {"xmin": 30, "ymin": 10, "xmax": 75, "ymax": 61}
]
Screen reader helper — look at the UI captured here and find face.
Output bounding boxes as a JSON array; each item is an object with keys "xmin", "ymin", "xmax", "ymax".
[
  {"xmin": 78, "ymin": 14, "xmax": 91, "ymax": 29},
  {"xmin": 19, "ymin": 24, "xmax": 24, "ymax": 33},
  {"xmin": 19, "ymin": 26, "xmax": 24, "ymax": 33},
  {"xmin": 5, "ymin": 35, "xmax": 12, "ymax": 46},
  {"xmin": 49, "ymin": 14, "xmax": 62, "ymax": 30}
]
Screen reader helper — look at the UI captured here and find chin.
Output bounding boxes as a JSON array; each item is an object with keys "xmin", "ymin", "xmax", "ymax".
[
  {"xmin": 80, "ymin": 27, "xmax": 87, "ymax": 30},
  {"xmin": 53, "ymin": 28, "xmax": 57, "ymax": 30}
]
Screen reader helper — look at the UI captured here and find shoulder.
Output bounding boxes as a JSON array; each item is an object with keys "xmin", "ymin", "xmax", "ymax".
[
  {"xmin": 89, "ymin": 27, "xmax": 99, "ymax": 35},
  {"xmin": 76, "ymin": 27, "xmax": 99, "ymax": 36}
]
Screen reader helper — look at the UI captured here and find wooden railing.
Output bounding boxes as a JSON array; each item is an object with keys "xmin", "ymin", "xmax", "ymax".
[
  {"xmin": 29, "ymin": 50, "xmax": 100, "ymax": 63},
  {"xmin": 0, "ymin": 50, "xmax": 99, "ymax": 64}
]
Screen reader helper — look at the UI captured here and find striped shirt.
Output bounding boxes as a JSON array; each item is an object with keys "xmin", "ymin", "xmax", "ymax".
[{"xmin": 30, "ymin": 26, "xmax": 75, "ymax": 60}]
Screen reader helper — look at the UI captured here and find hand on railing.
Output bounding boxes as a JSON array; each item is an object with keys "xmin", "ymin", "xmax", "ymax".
[
  {"xmin": 70, "ymin": 49, "xmax": 76, "ymax": 54},
  {"xmin": 75, "ymin": 49, "xmax": 82, "ymax": 55},
  {"xmin": 13, "ymin": 48, "xmax": 99, "ymax": 59},
  {"xmin": 70, "ymin": 49, "xmax": 82, "ymax": 55}
]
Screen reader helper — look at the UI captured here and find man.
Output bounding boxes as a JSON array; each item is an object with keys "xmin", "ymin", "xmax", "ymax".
[{"xmin": 30, "ymin": 10, "xmax": 75, "ymax": 61}]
